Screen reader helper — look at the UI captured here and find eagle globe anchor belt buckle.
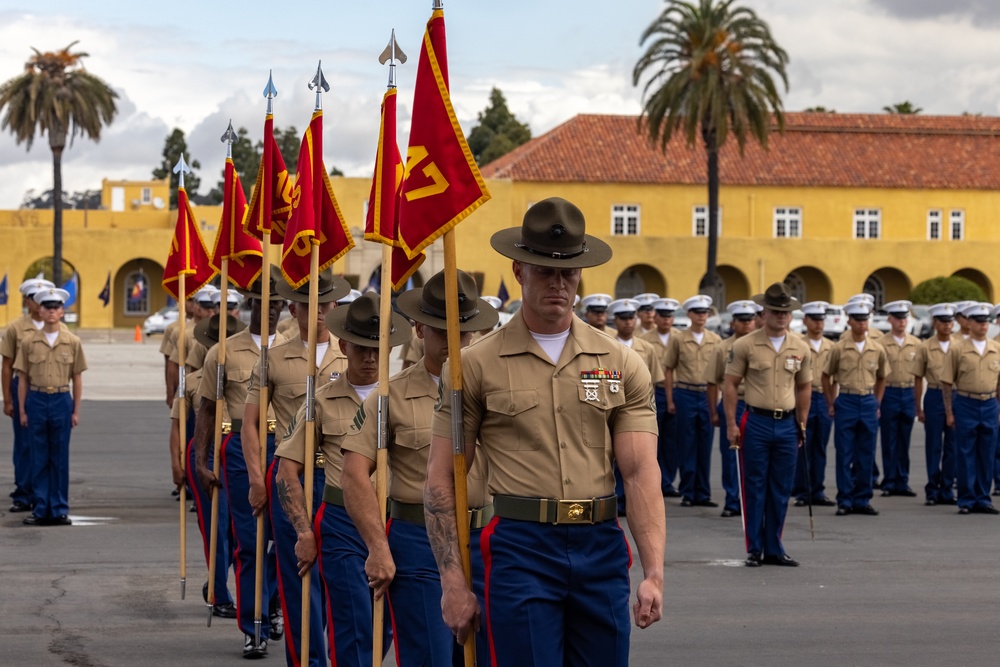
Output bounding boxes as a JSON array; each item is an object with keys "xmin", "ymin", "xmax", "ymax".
[
  {"xmin": 30, "ymin": 385, "xmax": 70, "ymax": 394},
  {"xmin": 494, "ymin": 494, "xmax": 618, "ymax": 525},
  {"xmin": 221, "ymin": 419, "xmax": 276, "ymax": 435}
]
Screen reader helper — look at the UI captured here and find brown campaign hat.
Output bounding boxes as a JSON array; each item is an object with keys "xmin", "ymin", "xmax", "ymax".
[
  {"xmin": 324, "ymin": 292, "xmax": 411, "ymax": 349},
  {"xmin": 490, "ymin": 197, "xmax": 612, "ymax": 268},
  {"xmin": 275, "ymin": 268, "xmax": 351, "ymax": 304},
  {"xmin": 236, "ymin": 265, "xmax": 282, "ymax": 299},
  {"xmin": 752, "ymin": 283, "xmax": 801, "ymax": 313},
  {"xmin": 396, "ymin": 269, "xmax": 499, "ymax": 333},
  {"xmin": 193, "ymin": 313, "xmax": 247, "ymax": 349}
]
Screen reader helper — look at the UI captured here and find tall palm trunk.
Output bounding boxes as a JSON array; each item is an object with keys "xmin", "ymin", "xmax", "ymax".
[
  {"xmin": 701, "ymin": 127, "xmax": 720, "ymax": 302},
  {"xmin": 49, "ymin": 124, "xmax": 66, "ymax": 287}
]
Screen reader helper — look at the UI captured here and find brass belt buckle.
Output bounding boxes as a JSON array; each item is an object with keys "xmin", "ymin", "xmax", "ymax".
[
  {"xmin": 315, "ymin": 454, "xmax": 325, "ymax": 466},
  {"xmin": 267, "ymin": 419, "xmax": 276, "ymax": 433},
  {"xmin": 557, "ymin": 499, "xmax": 592, "ymax": 524},
  {"xmin": 773, "ymin": 408, "xmax": 784, "ymax": 420},
  {"xmin": 221, "ymin": 422, "xmax": 232, "ymax": 435}
]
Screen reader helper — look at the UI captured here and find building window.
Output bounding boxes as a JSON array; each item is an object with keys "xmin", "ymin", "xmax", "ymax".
[
  {"xmin": 693, "ymin": 206, "xmax": 722, "ymax": 237},
  {"xmin": 928, "ymin": 210, "xmax": 941, "ymax": 240},
  {"xmin": 774, "ymin": 207, "xmax": 802, "ymax": 238},
  {"xmin": 950, "ymin": 210, "xmax": 964, "ymax": 240},
  {"xmin": 611, "ymin": 204, "xmax": 640, "ymax": 236},
  {"xmin": 853, "ymin": 209, "xmax": 880, "ymax": 239},
  {"xmin": 141, "ymin": 187, "xmax": 152, "ymax": 204},
  {"xmin": 124, "ymin": 272, "xmax": 149, "ymax": 316}
]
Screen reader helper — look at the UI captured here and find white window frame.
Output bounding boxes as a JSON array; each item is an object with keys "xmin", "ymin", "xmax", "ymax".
[
  {"xmin": 141, "ymin": 187, "xmax": 152, "ymax": 204},
  {"xmin": 853, "ymin": 208, "xmax": 880, "ymax": 239},
  {"xmin": 611, "ymin": 204, "xmax": 640, "ymax": 236},
  {"xmin": 773, "ymin": 207, "xmax": 802, "ymax": 238},
  {"xmin": 927, "ymin": 209, "xmax": 941, "ymax": 240},
  {"xmin": 693, "ymin": 205, "xmax": 722, "ymax": 237},
  {"xmin": 950, "ymin": 209, "xmax": 964, "ymax": 241}
]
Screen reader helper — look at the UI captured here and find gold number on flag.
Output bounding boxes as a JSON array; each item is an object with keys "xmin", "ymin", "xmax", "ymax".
[{"xmin": 403, "ymin": 146, "xmax": 449, "ymax": 201}]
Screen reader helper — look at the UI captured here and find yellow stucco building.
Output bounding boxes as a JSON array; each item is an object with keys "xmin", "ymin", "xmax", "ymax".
[{"xmin": 2, "ymin": 112, "xmax": 997, "ymax": 328}]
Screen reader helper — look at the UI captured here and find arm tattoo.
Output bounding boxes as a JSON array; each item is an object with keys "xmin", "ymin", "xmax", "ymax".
[
  {"xmin": 276, "ymin": 476, "xmax": 312, "ymax": 534},
  {"xmin": 423, "ymin": 484, "xmax": 461, "ymax": 574}
]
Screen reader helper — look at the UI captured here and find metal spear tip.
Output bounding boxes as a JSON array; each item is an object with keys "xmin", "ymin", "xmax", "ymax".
[
  {"xmin": 379, "ymin": 29, "xmax": 407, "ymax": 65},
  {"xmin": 221, "ymin": 120, "xmax": 237, "ymax": 145},
  {"xmin": 172, "ymin": 154, "xmax": 190, "ymax": 175},
  {"xmin": 263, "ymin": 70, "xmax": 278, "ymax": 99},
  {"xmin": 308, "ymin": 60, "xmax": 330, "ymax": 93}
]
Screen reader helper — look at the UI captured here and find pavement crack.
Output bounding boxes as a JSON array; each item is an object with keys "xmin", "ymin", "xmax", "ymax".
[{"xmin": 42, "ymin": 574, "xmax": 110, "ymax": 667}]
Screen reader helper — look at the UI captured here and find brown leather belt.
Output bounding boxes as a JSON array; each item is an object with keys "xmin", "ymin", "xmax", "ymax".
[
  {"xmin": 493, "ymin": 494, "xmax": 618, "ymax": 525},
  {"xmin": 30, "ymin": 385, "xmax": 69, "ymax": 394},
  {"xmin": 956, "ymin": 390, "xmax": 997, "ymax": 400},
  {"xmin": 389, "ymin": 500, "xmax": 495, "ymax": 530},
  {"xmin": 839, "ymin": 388, "xmax": 874, "ymax": 396},
  {"xmin": 675, "ymin": 382, "xmax": 707, "ymax": 393}
]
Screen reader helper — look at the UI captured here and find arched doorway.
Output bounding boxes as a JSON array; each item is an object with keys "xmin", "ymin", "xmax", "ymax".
[
  {"xmin": 701, "ymin": 265, "xmax": 750, "ymax": 306},
  {"xmin": 863, "ymin": 267, "xmax": 911, "ymax": 309},
  {"xmin": 613, "ymin": 264, "xmax": 666, "ymax": 299},
  {"xmin": 952, "ymin": 268, "xmax": 992, "ymax": 301},
  {"xmin": 113, "ymin": 259, "xmax": 166, "ymax": 328},
  {"xmin": 23, "ymin": 257, "xmax": 80, "ymax": 325},
  {"xmin": 783, "ymin": 266, "xmax": 832, "ymax": 303}
]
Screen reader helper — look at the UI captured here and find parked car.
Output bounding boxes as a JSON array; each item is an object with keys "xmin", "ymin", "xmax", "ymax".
[
  {"xmin": 790, "ymin": 309, "xmax": 805, "ymax": 335},
  {"xmin": 143, "ymin": 306, "xmax": 178, "ymax": 335},
  {"xmin": 823, "ymin": 305, "xmax": 848, "ymax": 339},
  {"xmin": 909, "ymin": 305, "xmax": 934, "ymax": 338},
  {"xmin": 672, "ymin": 314, "xmax": 692, "ymax": 330},
  {"xmin": 871, "ymin": 313, "xmax": 891, "ymax": 334}
]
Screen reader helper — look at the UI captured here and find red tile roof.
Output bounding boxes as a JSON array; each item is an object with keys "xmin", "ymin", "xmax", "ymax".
[{"xmin": 480, "ymin": 113, "xmax": 1000, "ymax": 190}]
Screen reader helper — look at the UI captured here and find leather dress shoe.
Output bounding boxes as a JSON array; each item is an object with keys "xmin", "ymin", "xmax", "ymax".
[
  {"xmin": 854, "ymin": 505, "xmax": 879, "ymax": 516},
  {"xmin": 835, "ymin": 506, "xmax": 851, "ymax": 516},
  {"xmin": 50, "ymin": 516, "xmax": 72, "ymax": 526},
  {"xmin": 680, "ymin": 499, "xmax": 692, "ymax": 507},
  {"xmin": 880, "ymin": 489, "xmax": 893, "ymax": 497},
  {"xmin": 762, "ymin": 554, "xmax": 799, "ymax": 567},
  {"xmin": 720, "ymin": 508, "xmax": 740, "ymax": 518},
  {"xmin": 972, "ymin": 505, "xmax": 1000, "ymax": 515},
  {"xmin": 693, "ymin": 499, "xmax": 719, "ymax": 508},
  {"xmin": 813, "ymin": 496, "xmax": 836, "ymax": 507},
  {"xmin": 895, "ymin": 487, "xmax": 917, "ymax": 497},
  {"xmin": 22, "ymin": 515, "xmax": 48, "ymax": 525},
  {"xmin": 993, "ymin": 489, "xmax": 1000, "ymax": 496},
  {"xmin": 9, "ymin": 501, "xmax": 31, "ymax": 513},
  {"xmin": 662, "ymin": 488, "xmax": 682, "ymax": 498},
  {"xmin": 938, "ymin": 497, "xmax": 957, "ymax": 506},
  {"xmin": 958, "ymin": 507, "xmax": 971, "ymax": 515},
  {"xmin": 213, "ymin": 602, "xmax": 237, "ymax": 618},
  {"xmin": 745, "ymin": 553, "xmax": 763, "ymax": 567},
  {"xmin": 793, "ymin": 499, "xmax": 808, "ymax": 507},
  {"xmin": 925, "ymin": 499, "xmax": 936, "ymax": 506}
]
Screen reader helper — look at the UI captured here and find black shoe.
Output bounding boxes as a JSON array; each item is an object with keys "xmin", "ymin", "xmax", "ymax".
[
  {"xmin": 662, "ymin": 488, "xmax": 682, "ymax": 498},
  {"xmin": 993, "ymin": 489, "xmax": 1000, "ymax": 496},
  {"xmin": 202, "ymin": 582, "xmax": 209, "ymax": 604},
  {"xmin": 212, "ymin": 602, "xmax": 237, "ymax": 618},
  {"xmin": 958, "ymin": 507, "xmax": 971, "ymax": 515},
  {"xmin": 835, "ymin": 506, "xmax": 851, "ymax": 516},
  {"xmin": 793, "ymin": 499, "xmax": 807, "ymax": 507},
  {"xmin": 745, "ymin": 553, "xmax": 763, "ymax": 567},
  {"xmin": 189, "ymin": 504, "xmax": 197, "ymax": 513},
  {"xmin": 813, "ymin": 496, "xmax": 836, "ymax": 507},
  {"xmin": 243, "ymin": 635, "xmax": 267, "ymax": 659},
  {"xmin": 680, "ymin": 499, "xmax": 692, "ymax": 507},
  {"xmin": 896, "ymin": 488, "xmax": 917, "ymax": 497},
  {"xmin": 269, "ymin": 609, "xmax": 284, "ymax": 640},
  {"xmin": 22, "ymin": 514, "xmax": 48, "ymax": 525},
  {"xmin": 972, "ymin": 505, "xmax": 1000, "ymax": 515},
  {"xmin": 854, "ymin": 505, "xmax": 879, "ymax": 516},
  {"xmin": 762, "ymin": 554, "xmax": 799, "ymax": 567},
  {"xmin": 171, "ymin": 488, "xmax": 180, "ymax": 497},
  {"xmin": 50, "ymin": 516, "xmax": 72, "ymax": 526},
  {"xmin": 939, "ymin": 497, "xmax": 957, "ymax": 506},
  {"xmin": 9, "ymin": 501, "xmax": 31, "ymax": 513},
  {"xmin": 872, "ymin": 480, "xmax": 881, "ymax": 490},
  {"xmin": 880, "ymin": 489, "xmax": 893, "ymax": 497},
  {"xmin": 693, "ymin": 499, "xmax": 719, "ymax": 508},
  {"xmin": 925, "ymin": 499, "xmax": 937, "ymax": 506},
  {"xmin": 720, "ymin": 508, "xmax": 741, "ymax": 518}
]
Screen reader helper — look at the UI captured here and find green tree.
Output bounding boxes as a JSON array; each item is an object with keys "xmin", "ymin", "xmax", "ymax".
[
  {"xmin": 467, "ymin": 88, "xmax": 531, "ymax": 166},
  {"xmin": 153, "ymin": 128, "xmax": 201, "ymax": 207},
  {"xmin": 0, "ymin": 41, "xmax": 118, "ymax": 286},
  {"xmin": 329, "ymin": 165, "xmax": 344, "ymax": 177},
  {"xmin": 206, "ymin": 126, "xmax": 258, "ymax": 203},
  {"xmin": 633, "ymin": 0, "xmax": 788, "ymax": 299},
  {"xmin": 271, "ymin": 125, "xmax": 301, "ymax": 176},
  {"xmin": 883, "ymin": 101, "xmax": 922, "ymax": 114},
  {"xmin": 910, "ymin": 276, "xmax": 987, "ymax": 304}
]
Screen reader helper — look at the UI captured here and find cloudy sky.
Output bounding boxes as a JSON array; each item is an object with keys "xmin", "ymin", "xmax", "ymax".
[{"xmin": 1, "ymin": 0, "xmax": 999, "ymax": 208}]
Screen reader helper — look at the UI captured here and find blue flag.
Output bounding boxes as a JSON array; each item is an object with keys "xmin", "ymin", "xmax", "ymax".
[
  {"xmin": 0, "ymin": 274, "xmax": 7, "ymax": 306},
  {"xmin": 62, "ymin": 273, "xmax": 78, "ymax": 309},
  {"xmin": 497, "ymin": 277, "xmax": 509, "ymax": 308},
  {"xmin": 98, "ymin": 272, "xmax": 111, "ymax": 307}
]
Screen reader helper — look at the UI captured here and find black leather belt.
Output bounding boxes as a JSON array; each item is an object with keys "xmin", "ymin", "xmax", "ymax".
[
  {"xmin": 322, "ymin": 485, "xmax": 345, "ymax": 506},
  {"xmin": 222, "ymin": 418, "xmax": 276, "ymax": 435},
  {"xmin": 390, "ymin": 500, "xmax": 495, "ymax": 530},
  {"xmin": 746, "ymin": 405, "xmax": 794, "ymax": 420},
  {"xmin": 493, "ymin": 494, "xmax": 617, "ymax": 525}
]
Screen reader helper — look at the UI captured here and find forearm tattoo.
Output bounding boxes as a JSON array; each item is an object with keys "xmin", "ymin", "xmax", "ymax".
[
  {"xmin": 424, "ymin": 485, "xmax": 462, "ymax": 574},
  {"xmin": 276, "ymin": 476, "xmax": 312, "ymax": 534}
]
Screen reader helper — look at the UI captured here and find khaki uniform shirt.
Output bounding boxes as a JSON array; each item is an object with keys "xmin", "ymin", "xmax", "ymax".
[
  {"xmin": 186, "ymin": 340, "xmax": 208, "ymax": 372},
  {"xmin": 159, "ymin": 320, "xmax": 180, "ymax": 358},
  {"xmin": 170, "ymin": 327, "xmax": 205, "ymax": 368},
  {"xmin": 663, "ymin": 328, "xmax": 721, "ymax": 386},
  {"xmin": 941, "ymin": 338, "xmax": 1000, "ymax": 394},
  {"xmin": 276, "ymin": 317, "xmax": 299, "ymax": 339},
  {"xmin": 1, "ymin": 315, "xmax": 65, "ymax": 360},
  {"xmin": 838, "ymin": 328, "xmax": 883, "ymax": 342},
  {"xmin": 639, "ymin": 329, "xmax": 671, "ymax": 368},
  {"xmin": 275, "ymin": 374, "xmax": 362, "ymax": 489},
  {"xmin": 432, "ymin": 311, "xmax": 657, "ymax": 500},
  {"xmin": 707, "ymin": 335, "xmax": 746, "ymax": 399},
  {"xmin": 170, "ymin": 367, "xmax": 232, "ymax": 421},
  {"xmin": 342, "ymin": 362, "xmax": 489, "ymax": 507},
  {"xmin": 398, "ymin": 333, "xmax": 424, "ymax": 365},
  {"xmin": 912, "ymin": 336, "xmax": 961, "ymax": 389},
  {"xmin": 197, "ymin": 329, "xmax": 268, "ymax": 421},
  {"xmin": 824, "ymin": 337, "xmax": 889, "ymax": 392},
  {"xmin": 881, "ymin": 333, "xmax": 921, "ymax": 386},
  {"xmin": 726, "ymin": 329, "xmax": 812, "ymax": 411},
  {"xmin": 804, "ymin": 335, "xmax": 833, "ymax": 391},
  {"xmin": 619, "ymin": 336, "xmax": 664, "ymax": 386},
  {"xmin": 14, "ymin": 329, "xmax": 88, "ymax": 387},
  {"xmin": 245, "ymin": 335, "xmax": 348, "ymax": 438}
]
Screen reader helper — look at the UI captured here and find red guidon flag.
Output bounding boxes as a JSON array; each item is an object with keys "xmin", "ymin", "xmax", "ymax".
[
  {"xmin": 365, "ymin": 88, "xmax": 424, "ymax": 290},
  {"xmin": 211, "ymin": 157, "xmax": 262, "ymax": 289},
  {"xmin": 162, "ymin": 186, "xmax": 216, "ymax": 300},
  {"xmin": 281, "ymin": 110, "xmax": 354, "ymax": 289},
  {"xmin": 397, "ymin": 8, "xmax": 490, "ymax": 258},
  {"xmin": 245, "ymin": 114, "xmax": 294, "ymax": 245}
]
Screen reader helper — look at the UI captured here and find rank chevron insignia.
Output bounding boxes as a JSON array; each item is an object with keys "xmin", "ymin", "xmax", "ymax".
[{"xmin": 352, "ymin": 402, "xmax": 367, "ymax": 432}]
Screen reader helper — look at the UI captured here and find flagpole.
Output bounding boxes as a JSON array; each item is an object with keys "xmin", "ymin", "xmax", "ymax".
[
  {"xmin": 253, "ymin": 76, "xmax": 278, "ymax": 649},
  {"xmin": 173, "ymin": 155, "xmax": 192, "ymax": 602}
]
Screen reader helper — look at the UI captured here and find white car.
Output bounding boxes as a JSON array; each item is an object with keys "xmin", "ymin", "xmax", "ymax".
[
  {"xmin": 143, "ymin": 306, "xmax": 178, "ymax": 335},
  {"xmin": 823, "ymin": 306, "xmax": 848, "ymax": 339},
  {"xmin": 790, "ymin": 309, "xmax": 805, "ymax": 334}
]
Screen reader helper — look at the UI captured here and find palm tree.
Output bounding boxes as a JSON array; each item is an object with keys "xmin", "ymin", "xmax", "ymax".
[
  {"xmin": 0, "ymin": 42, "xmax": 118, "ymax": 286},
  {"xmin": 633, "ymin": 0, "xmax": 788, "ymax": 300},
  {"xmin": 883, "ymin": 101, "xmax": 922, "ymax": 114}
]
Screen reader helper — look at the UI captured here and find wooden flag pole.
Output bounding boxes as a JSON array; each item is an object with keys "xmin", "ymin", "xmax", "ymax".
[
  {"xmin": 301, "ymin": 242, "xmax": 320, "ymax": 664},
  {"xmin": 177, "ymin": 271, "xmax": 187, "ymax": 600},
  {"xmin": 206, "ymin": 258, "xmax": 230, "ymax": 626},
  {"xmin": 443, "ymin": 231, "xmax": 476, "ymax": 666},
  {"xmin": 253, "ymin": 240, "xmax": 272, "ymax": 648}
]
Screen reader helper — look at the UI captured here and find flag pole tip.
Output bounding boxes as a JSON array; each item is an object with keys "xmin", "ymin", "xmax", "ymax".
[
  {"xmin": 263, "ymin": 71, "xmax": 278, "ymax": 99},
  {"xmin": 309, "ymin": 61, "xmax": 330, "ymax": 93},
  {"xmin": 379, "ymin": 30, "xmax": 407, "ymax": 65},
  {"xmin": 221, "ymin": 120, "xmax": 237, "ymax": 145}
]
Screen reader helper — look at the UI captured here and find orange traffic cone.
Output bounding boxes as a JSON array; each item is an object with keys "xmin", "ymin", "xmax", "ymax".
[{"xmin": 134, "ymin": 325, "xmax": 142, "ymax": 343}]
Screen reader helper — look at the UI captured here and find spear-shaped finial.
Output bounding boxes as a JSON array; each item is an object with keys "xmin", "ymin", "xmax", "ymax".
[
  {"xmin": 378, "ymin": 29, "xmax": 407, "ymax": 89},
  {"xmin": 221, "ymin": 120, "xmax": 238, "ymax": 159},
  {"xmin": 308, "ymin": 60, "xmax": 330, "ymax": 111},
  {"xmin": 173, "ymin": 154, "xmax": 191, "ymax": 189},
  {"xmin": 263, "ymin": 70, "xmax": 278, "ymax": 115}
]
